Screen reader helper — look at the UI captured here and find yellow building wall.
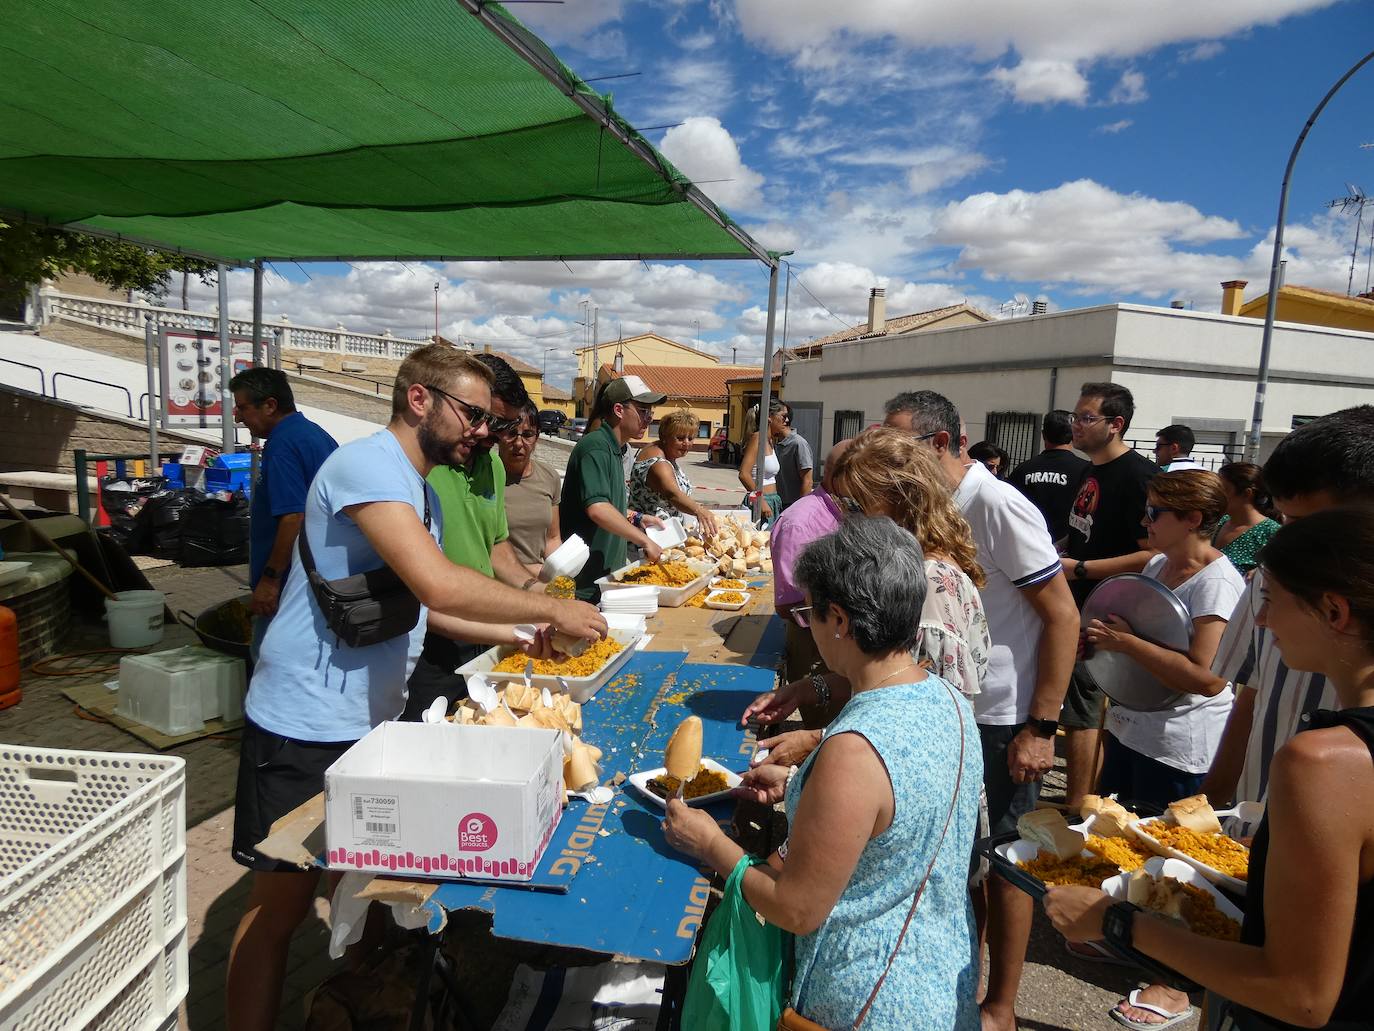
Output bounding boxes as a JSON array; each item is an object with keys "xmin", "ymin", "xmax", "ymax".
[
  {"xmin": 574, "ymin": 335, "xmax": 720, "ymax": 383},
  {"xmin": 1239, "ymin": 295, "xmax": 1374, "ymax": 333}
]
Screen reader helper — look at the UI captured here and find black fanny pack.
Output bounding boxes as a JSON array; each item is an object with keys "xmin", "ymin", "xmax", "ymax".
[{"xmin": 297, "ymin": 491, "xmax": 429, "ymax": 649}]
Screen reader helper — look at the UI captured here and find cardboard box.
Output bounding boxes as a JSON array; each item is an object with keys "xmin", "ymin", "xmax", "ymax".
[{"xmin": 324, "ymin": 722, "xmax": 564, "ymax": 881}]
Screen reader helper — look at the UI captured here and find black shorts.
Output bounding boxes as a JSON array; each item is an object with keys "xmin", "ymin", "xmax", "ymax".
[
  {"xmin": 232, "ymin": 717, "xmax": 355, "ymax": 872},
  {"xmin": 1060, "ymin": 661, "xmax": 1107, "ymax": 730},
  {"xmin": 978, "ymin": 722, "xmax": 1041, "ymax": 836}
]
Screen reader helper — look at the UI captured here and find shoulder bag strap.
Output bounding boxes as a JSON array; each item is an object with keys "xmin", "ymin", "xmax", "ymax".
[{"xmin": 851, "ymin": 678, "xmax": 967, "ymax": 1029}]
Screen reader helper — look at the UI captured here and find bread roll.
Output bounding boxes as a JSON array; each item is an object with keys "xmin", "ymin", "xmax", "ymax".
[
  {"xmin": 685, "ymin": 545, "xmax": 706, "ymax": 558},
  {"xmin": 664, "ymin": 715, "xmax": 703, "ymax": 782},
  {"xmin": 744, "ymin": 547, "xmax": 760, "ymax": 566},
  {"xmin": 552, "ymin": 631, "xmax": 590, "ymax": 658},
  {"xmin": 1169, "ymin": 795, "xmax": 1222, "ymax": 834},
  {"xmin": 1093, "ymin": 802, "xmax": 1140, "ymax": 838},
  {"xmin": 1079, "ymin": 794, "xmax": 1108, "ymax": 819},
  {"xmin": 731, "ymin": 557, "xmax": 749, "ymax": 576},
  {"xmin": 485, "ymin": 704, "xmax": 518, "ymax": 728},
  {"xmin": 565, "ymin": 743, "xmax": 600, "ymax": 792},
  {"xmin": 1016, "ymin": 809, "xmax": 1085, "ymax": 860}
]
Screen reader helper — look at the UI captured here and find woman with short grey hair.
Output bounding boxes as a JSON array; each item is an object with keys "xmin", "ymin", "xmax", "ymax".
[{"xmin": 664, "ymin": 517, "xmax": 981, "ymax": 1029}]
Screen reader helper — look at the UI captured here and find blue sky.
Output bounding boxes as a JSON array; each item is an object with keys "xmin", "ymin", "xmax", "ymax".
[{"xmin": 198, "ymin": 0, "xmax": 1373, "ymax": 389}]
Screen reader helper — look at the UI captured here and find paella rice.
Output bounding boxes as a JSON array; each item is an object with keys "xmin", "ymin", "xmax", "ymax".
[
  {"xmin": 1085, "ymin": 834, "xmax": 1153, "ymax": 871},
  {"xmin": 1141, "ymin": 819, "xmax": 1249, "ymax": 880},
  {"xmin": 710, "ymin": 591, "xmax": 746, "ymax": 605},
  {"xmin": 491, "ymin": 636, "xmax": 624, "ymax": 677},
  {"xmin": 1016, "ymin": 853, "xmax": 1119, "ymax": 888},
  {"xmin": 620, "ymin": 561, "xmax": 701, "ymax": 587},
  {"xmin": 649, "ymin": 766, "xmax": 729, "ymax": 800}
]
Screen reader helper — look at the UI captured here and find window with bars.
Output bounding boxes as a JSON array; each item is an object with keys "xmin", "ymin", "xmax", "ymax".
[
  {"xmin": 985, "ymin": 411, "xmax": 1041, "ymax": 467},
  {"xmin": 834, "ymin": 410, "xmax": 864, "ymax": 444}
]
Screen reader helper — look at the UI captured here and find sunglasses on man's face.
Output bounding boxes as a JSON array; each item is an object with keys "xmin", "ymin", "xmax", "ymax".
[{"xmin": 424, "ymin": 384, "xmax": 492, "ymax": 428}]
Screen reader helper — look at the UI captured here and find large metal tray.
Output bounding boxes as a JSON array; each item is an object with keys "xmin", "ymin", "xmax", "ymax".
[
  {"xmin": 595, "ymin": 558, "xmax": 715, "ymax": 607},
  {"xmin": 453, "ymin": 628, "xmax": 642, "ymax": 703},
  {"xmin": 1081, "ymin": 574, "xmax": 1193, "ymax": 712}
]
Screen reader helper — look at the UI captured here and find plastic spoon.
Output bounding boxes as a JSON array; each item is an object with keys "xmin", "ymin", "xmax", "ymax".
[
  {"xmin": 466, "ymin": 673, "xmax": 497, "ymax": 715},
  {"xmin": 421, "ymin": 696, "xmax": 449, "ymax": 724}
]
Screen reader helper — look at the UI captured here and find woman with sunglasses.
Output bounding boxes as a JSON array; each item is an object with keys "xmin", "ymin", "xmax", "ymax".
[
  {"xmin": 743, "ymin": 427, "xmax": 989, "ymax": 765},
  {"xmin": 1085, "ymin": 470, "xmax": 1245, "ymax": 807},
  {"xmin": 1047, "ymin": 505, "xmax": 1374, "ymax": 1031},
  {"xmin": 628, "ymin": 408, "xmax": 719, "ymax": 537},
  {"xmin": 665, "ymin": 516, "xmax": 982, "ymax": 1030},
  {"xmin": 498, "ymin": 401, "xmax": 562, "ymax": 579}
]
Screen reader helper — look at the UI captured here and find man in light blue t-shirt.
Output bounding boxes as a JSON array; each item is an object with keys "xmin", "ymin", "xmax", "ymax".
[{"xmin": 226, "ymin": 344, "xmax": 607, "ymax": 1031}]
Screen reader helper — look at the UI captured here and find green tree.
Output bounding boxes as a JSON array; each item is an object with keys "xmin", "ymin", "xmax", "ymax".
[{"xmin": 0, "ymin": 218, "xmax": 217, "ymax": 318}]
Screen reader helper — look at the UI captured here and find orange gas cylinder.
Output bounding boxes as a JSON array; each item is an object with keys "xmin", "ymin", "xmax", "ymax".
[{"xmin": 0, "ymin": 605, "xmax": 19, "ymax": 710}]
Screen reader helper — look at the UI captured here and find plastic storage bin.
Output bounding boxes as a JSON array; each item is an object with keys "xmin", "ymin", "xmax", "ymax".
[
  {"xmin": 0, "ymin": 745, "xmax": 187, "ymax": 1030},
  {"xmin": 204, "ymin": 452, "xmax": 253, "ymax": 497},
  {"xmin": 116, "ymin": 646, "xmax": 246, "ymax": 736}
]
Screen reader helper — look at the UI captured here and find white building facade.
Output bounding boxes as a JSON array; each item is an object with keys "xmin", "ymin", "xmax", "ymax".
[{"xmin": 782, "ymin": 303, "xmax": 1374, "ymax": 468}]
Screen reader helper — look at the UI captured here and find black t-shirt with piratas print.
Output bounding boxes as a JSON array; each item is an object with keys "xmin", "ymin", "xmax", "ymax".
[{"xmin": 1065, "ymin": 448, "xmax": 1158, "ymax": 607}]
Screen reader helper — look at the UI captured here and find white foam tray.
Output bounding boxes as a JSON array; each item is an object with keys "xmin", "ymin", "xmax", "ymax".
[{"xmin": 454, "ymin": 628, "xmax": 643, "ymax": 703}]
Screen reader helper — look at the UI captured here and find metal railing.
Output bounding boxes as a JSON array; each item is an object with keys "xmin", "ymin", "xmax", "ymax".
[
  {"xmin": 289, "ymin": 361, "xmax": 390, "ymax": 395},
  {"xmin": 0, "ymin": 356, "xmax": 45, "ymax": 395},
  {"xmin": 1124, "ymin": 439, "xmax": 1240, "ymax": 471},
  {"xmin": 52, "ymin": 372, "xmax": 133, "ymax": 418},
  {"xmin": 36, "ymin": 290, "xmax": 434, "ymax": 362}
]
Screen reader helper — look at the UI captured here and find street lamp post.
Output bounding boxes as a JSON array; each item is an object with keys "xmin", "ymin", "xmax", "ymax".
[
  {"xmin": 1246, "ymin": 48, "xmax": 1374, "ymax": 460},
  {"xmin": 543, "ymin": 346, "xmax": 557, "ymax": 383}
]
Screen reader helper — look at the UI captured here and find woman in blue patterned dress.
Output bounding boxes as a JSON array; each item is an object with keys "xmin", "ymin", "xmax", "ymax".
[{"xmin": 664, "ymin": 517, "xmax": 982, "ymax": 1029}]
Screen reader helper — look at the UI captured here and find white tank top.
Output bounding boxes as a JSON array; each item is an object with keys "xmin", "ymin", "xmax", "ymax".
[{"xmin": 762, "ymin": 448, "xmax": 780, "ymax": 488}]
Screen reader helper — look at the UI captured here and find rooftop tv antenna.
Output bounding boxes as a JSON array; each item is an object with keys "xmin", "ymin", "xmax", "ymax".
[
  {"xmin": 998, "ymin": 294, "xmax": 1030, "ymax": 317},
  {"xmin": 1327, "ymin": 184, "xmax": 1369, "ymax": 295}
]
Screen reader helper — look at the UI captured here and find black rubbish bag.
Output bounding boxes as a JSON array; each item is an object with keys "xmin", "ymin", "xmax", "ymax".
[
  {"xmin": 98, "ymin": 477, "xmax": 167, "ymax": 553},
  {"xmin": 143, "ymin": 489, "xmax": 196, "ymax": 559},
  {"xmin": 179, "ymin": 492, "xmax": 251, "ymax": 567}
]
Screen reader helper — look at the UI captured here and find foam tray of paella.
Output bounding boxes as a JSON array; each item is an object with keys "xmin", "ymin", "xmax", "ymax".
[
  {"xmin": 454, "ymin": 628, "xmax": 643, "ymax": 702},
  {"xmin": 595, "ymin": 558, "xmax": 716, "ymax": 606}
]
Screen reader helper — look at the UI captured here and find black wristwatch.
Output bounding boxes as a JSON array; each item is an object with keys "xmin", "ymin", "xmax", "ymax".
[
  {"xmin": 1027, "ymin": 718, "xmax": 1059, "ymax": 737},
  {"xmin": 261, "ymin": 565, "xmax": 282, "ymax": 581},
  {"xmin": 1102, "ymin": 901, "xmax": 1141, "ymax": 952},
  {"xmin": 1074, "ymin": 560, "xmax": 1089, "ymax": 581}
]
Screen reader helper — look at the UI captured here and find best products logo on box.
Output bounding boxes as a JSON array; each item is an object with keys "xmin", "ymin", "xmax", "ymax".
[{"xmin": 324, "ymin": 722, "xmax": 563, "ymax": 881}]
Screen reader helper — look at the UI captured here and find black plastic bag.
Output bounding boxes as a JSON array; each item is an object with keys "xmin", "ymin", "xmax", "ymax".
[
  {"xmin": 98, "ymin": 476, "xmax": 167, "ymax": 552},
  {"xmin": 179, "ymin": 492, "xmax": 251, "ymax": 567}
]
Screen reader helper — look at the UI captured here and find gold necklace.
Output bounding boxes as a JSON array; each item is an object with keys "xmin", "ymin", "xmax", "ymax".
[{"xmin": 863, "ymin": 662, "xmax": 920, "ymax": 693}]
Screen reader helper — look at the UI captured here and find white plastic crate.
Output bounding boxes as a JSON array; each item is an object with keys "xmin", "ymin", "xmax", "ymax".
[{"xmin": 0, "ymin": 745, "xmax": 187, "ymax": 1031}]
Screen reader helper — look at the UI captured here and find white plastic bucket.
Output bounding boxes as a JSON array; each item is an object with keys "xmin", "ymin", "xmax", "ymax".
[{"xmin": 105, "ymin": 590, "xmax": 166, "ymax": 649}]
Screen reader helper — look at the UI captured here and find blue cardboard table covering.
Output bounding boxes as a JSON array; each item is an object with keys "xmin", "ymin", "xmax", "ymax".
[{"xmin": 426, "ymin": 651, "xmax": 778, "ymax": 964}]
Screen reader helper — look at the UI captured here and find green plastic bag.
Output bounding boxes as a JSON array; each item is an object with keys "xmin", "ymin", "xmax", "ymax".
[{"xmin": 681, "ymin": 854, "xmax": 786, "ymax": 1031}]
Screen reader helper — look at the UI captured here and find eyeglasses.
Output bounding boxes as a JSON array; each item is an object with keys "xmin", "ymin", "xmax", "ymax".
[
  {"xmin": 501, "ymin": 429, "xmax": 539, "ymax": 442},
  {"xmin": 1070, "ymin": 413, "xmax": 1109, "ymax": 426},
  {"xmin": 789, "ymin": 604, "xmax": 814, "ymax": 628},
  {"xmin": 424, "ymin": 384, "xmax": 491, "ymax": 428},
  {"xmin": 632, "ymin": 404, "xmax": 654, "ymax": 421},
  {"xmin": 1144, "ymin": 505, "xmax": 1181, "ymax": 523},
  {"xmin": 486, "ymin": 413, "xmax": 521, "ymax": 435}
]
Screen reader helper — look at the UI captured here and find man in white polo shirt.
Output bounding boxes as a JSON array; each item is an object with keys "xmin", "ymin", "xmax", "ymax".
[{"xmin": 884, "ymin": 390, "xmax": 1080, "ymax": 1031}]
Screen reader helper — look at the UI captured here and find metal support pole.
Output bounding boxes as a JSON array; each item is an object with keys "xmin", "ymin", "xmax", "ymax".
[
  {"xmin": 217, "ymin": 263, "xmax": 235, "ymax": 453},
  {"xmin": 144, "ymin": 316, "xmax": 159, "ymax": 473},
  {"xmin": 753, "ymin": 263, "xmax": 781, "ymax": 523},
  {"xmin": 74, "ymin": 449, "xmax": 89, "ymax": 525},
  {"xmin": 1247, "ymin": 48, "xmax": 1374, "ymax": 461},
  {"xmin": 251, "ymin": 260, "xmax": 265, "ymax": 483}
]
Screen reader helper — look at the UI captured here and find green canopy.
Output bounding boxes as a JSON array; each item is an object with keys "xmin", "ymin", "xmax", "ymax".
[{"xmin": 0, "ymin": 0, "xmax": 767, "ymax": 264}]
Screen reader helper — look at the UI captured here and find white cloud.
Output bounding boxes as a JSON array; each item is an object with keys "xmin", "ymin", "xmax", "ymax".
[
  {"xmin": 1180, "ymin": 40, "xmax": 1225, "ymax": 62},
  {"xmin": 1107, "ymin": 70, "xmax": 1149, "ymax": 105},
  {"xmin": 929, "ymin": 179, "xmax": 1354, "ymax": 304},
  {"xmin": 659, "ymin": 116, "xmax": 766, "ymax": 212},
  {"xmin": 824, "ymin": 145, "xmax": 991, "ymax": 195},
  {"xmin": 644, "ymin": 58, "xmax": 735, "ymax": 124},
  {"xmin": 1097, "ymin": 119, "xmax": 1134, "ymax": 134},
  {"xmin": 734, "ymin": 0, "xmax": 1337, "ymax": 104},
  {"xmin": 509, "ymin": 1, "xmax": 625, "ymax": 44},
  {"xmin": 990, "ymin": 59, "xmax": 1089, "ymax": 105}
]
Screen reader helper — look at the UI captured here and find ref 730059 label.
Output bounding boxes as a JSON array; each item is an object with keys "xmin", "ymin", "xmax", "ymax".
[{"xmin": 350, "ymin": 793, "xmax": 400, "ymax": 845}]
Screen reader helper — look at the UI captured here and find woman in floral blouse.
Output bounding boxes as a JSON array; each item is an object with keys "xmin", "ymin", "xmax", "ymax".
[
  {"xmin": 1213, "ymin": 462, "xmax": 1281, "ymax": 574},
  {"xmin": 743, "ymin": 427, "xmax": 990, "ymax": 766}
]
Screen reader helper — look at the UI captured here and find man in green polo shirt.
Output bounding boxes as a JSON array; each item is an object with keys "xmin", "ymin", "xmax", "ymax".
[
  {"xmin": 561, "ymin": 375, "xmax": 668, "ymax": 600},
  {"xmin": 403, "ymin": 353, "xmax": 549, "ymax": 718}
]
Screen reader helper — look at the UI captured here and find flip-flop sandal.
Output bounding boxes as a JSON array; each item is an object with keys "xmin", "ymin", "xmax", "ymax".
[
  {"xmin": 1064, "ymin": 939, "xmax": 1132, "ymax": 966},
  {"xmin": 1107, "ymin": 989, "xmax": 1196, "ymax": 1029}
]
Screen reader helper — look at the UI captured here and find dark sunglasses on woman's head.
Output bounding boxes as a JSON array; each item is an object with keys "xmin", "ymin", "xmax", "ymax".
[
  {"xmin": 424, "ymin": 384, "xmax": 491, "ymax": 428},
  {"xmin": 835, "ymin": 495, "xmax": 864, "ymax": 515}
]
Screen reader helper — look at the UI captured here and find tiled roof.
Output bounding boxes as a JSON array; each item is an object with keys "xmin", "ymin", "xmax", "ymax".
[
  {"xmin": 795, "ymin": 302, "xmax": 992, "ymax": 352},
  {"xmin": 574, "ymin": 332, "xmax": 718, "ymax": 361},
  {"xmin": 540, "ymin": 382, "xmax": 571, "ymax": 401},
  {"xmin": 601, "ymin": 363, "xmax": 762, "ymax": 400},
  {"xmin": 481, "ymin": 347, "xmax": 541, "ymax": 375}
]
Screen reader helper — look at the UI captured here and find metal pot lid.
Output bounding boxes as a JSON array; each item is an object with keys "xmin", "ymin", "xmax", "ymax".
[{"xmin": 1081, "ymin": 574, "xmax": 1193, "ymax": 712}]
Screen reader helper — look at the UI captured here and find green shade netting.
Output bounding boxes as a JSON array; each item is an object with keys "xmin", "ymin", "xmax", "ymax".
[{"xmin": 0, "ymin": 0, "xmax": 759, "ymax": 262}]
